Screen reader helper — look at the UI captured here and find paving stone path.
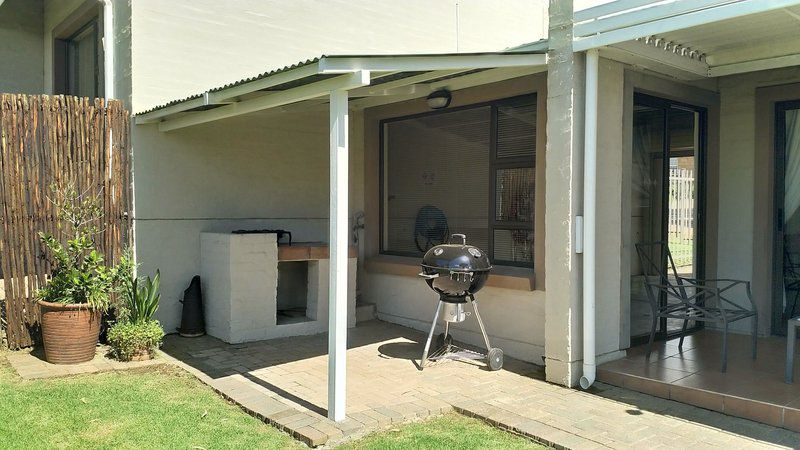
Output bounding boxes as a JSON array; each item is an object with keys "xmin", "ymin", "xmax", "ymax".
[{"xmin": 160, "ymin": 320, "xmax": 800, "ymax": 448}]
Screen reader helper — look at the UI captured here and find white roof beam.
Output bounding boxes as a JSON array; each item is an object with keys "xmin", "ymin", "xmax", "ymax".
[
  {"xmin": 574, "ymin": 0, "xmax": 660, "ymax": 23},
  {"xmin": 709, "ymin": 53, "xmax": 800, "ymax": 77},
  {"xmin": 318, "ymin": 54, "xmax": 546, "ymax": 73},
  {"xmin": 348, "ymin": 69, "xmax": 472, "ymax": 97},
  {"xmin": 574, "ymin": 0, "xmax": 800, "ymax": 52},
  {"xmin": 609, "ymin": 40, "xmax": 709, "ymax": 78},
  {"xmin": 350, "ymin": 65, "xmax": 544, "ymax": 109},
  {"xmin": 575, "ymin": 0, "xmax": 739, "ymax": 37},
  {"xmin": 158, "ymin": 71, "xmax": 370, "ymax": 132}
]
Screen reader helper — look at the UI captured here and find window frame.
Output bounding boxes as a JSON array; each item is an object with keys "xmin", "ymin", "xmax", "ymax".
[
  {"xmin": 379, "ymin": 93, "xmax": 537, "ymax": 268},
  {"xmin": 52, "ymin": 3, "xmax": 103, "ymax": 98}
]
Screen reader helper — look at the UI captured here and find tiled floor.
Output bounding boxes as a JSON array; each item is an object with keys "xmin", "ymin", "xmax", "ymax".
[
  {"xmin": 598, "ymin": 330, "xmax": 800, "ymax": 431},
  {"xmin": 162, "ymin": 320, "xmax": 800, "ymax": 448},
  {"xmin": 6, "ymin": 344, "xmax": 165, "ymax": 379}
]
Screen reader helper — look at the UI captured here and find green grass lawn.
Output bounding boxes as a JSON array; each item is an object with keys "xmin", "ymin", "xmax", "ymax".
[
  {"xmin": 340, "ymin": 414, "xmax": 547, "ymax": 450},
  {"xmin": 0, "ymin": 357, "xmax": 301, "ymax": 450},
  {"xmin": 0, "ymin": 352, "xmax": 547, "ymax": 449}
]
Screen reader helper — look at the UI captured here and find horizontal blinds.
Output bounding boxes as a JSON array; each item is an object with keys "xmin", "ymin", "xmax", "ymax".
[
  {"xmin": 497, "ymin": 103, "xmax": 536, "ymax": 159},
  {"xmin": 385, "ymin": 106, "xmax": 491, "ymax": 255}
]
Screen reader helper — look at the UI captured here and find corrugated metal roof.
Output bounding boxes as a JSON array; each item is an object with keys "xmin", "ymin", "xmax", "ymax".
[{"xmin": 136, "ymin": 51, "xmax": 546, "ymax": 116}]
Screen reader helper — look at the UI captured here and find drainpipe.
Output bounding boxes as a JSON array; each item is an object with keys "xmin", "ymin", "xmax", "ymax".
[
  {"xmin": 579, "ymin": 48, "xmax": 599, "ymax": 390},
  {"xmin": 101, "ymin": 0, "xmax": 115, "ymax": 100}
]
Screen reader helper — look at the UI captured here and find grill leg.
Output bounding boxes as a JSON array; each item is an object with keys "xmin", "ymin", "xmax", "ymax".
[
  {"xmin": 468, "ymin": 295, "xmax": 493, "ymax": 352},
  {"xmin": 443, "ymin": 321, "xmax": 450, "ymax": 340},
  {"xmin": 421, "ymin": 300, "xmax": 443, "ymax": 369}
]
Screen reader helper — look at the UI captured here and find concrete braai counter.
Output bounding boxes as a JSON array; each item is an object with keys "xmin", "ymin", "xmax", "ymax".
[{"xmin": 200, "ymin": 232, "xmax": 356, "ymax": 343}]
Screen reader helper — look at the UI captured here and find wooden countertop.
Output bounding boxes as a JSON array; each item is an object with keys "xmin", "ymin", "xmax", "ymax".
[{"xmin": 278, "ymin": 242, "xmax": 358, "ymax": 261}]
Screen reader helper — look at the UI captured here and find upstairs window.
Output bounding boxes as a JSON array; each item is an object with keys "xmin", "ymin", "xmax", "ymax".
[
  {"xmin": 54, "ymin": 15, "xmax": 103, "ymax": 98},
  {"xmin": 380, "ymin": 96, "xmax": 536, "ymax": 267}
]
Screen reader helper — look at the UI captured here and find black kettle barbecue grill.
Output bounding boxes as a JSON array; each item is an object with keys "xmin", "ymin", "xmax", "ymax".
[{"xmin": 418, "ymin": 234, "xmax": 503, "ymax": 371}]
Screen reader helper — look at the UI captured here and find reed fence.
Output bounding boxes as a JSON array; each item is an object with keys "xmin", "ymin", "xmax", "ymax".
[{"xmin": 0, "ymin": 94, "xmax": 131, "ymax": 349}]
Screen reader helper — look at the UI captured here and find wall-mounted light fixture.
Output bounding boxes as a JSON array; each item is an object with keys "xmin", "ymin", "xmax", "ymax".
[{"xmin": 426, "ymin": 89, "xmax": 452, "ymax": 110}]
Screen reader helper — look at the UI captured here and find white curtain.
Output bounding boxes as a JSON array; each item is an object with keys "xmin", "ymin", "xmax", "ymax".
[{"xmin": 784, "ymin": 110, "xmax": 800, "ymax": 224}]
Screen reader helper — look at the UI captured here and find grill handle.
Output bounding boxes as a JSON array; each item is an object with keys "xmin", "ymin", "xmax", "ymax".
[
  {"xmin": 450, "ymin": 234, "xmax": 467, "ymax": 245},
  {"xmin": 418, "ymin": 272, "xmax": 440, "ymax": 280}
]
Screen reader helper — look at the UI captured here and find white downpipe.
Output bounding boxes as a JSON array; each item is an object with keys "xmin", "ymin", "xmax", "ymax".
[
  {"xmin": 101, "ymin": 0, "xmax": 115, "ymax": 100},
  {"xmin": 580, "ymin": 48, "xmax": 599, "ymax": 390}
]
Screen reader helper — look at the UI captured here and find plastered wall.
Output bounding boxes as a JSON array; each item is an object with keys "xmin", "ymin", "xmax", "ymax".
[{"xmin": 0, "ymin": 0, "xmax": 44, "ymax": 94}]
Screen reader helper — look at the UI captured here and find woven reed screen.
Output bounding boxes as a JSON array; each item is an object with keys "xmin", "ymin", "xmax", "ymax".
[{"xmin": 0, "ymin": 94, "xmax": 132, "ymax": 349}]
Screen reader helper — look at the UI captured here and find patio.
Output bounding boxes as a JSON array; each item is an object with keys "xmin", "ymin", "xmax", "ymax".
[
  {"xmin": 598, "ymin": 330, "xmax": 800, "ymax": 433},
  {"xmin": 162, "ymin": 320, "xmax": 800, "ymax": 448}
]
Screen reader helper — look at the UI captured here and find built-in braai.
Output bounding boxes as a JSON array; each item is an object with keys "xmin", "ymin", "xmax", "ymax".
[{"xmin": 200, "ymin": 231, "xmax": 356, "ymax": 343}]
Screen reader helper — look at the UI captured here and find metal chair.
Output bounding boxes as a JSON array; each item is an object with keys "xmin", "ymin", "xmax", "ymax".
[{"xmin": 635, "ymin": 242, "xmax": 758, "ymax": 372}]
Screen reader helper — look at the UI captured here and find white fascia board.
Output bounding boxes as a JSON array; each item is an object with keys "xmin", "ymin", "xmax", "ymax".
[
  {"xmin": 574, "ymin": 0, "xmax": 800, "ymax": 52},
  {"xmin": 575, "ymin": 0, "xmax": 738, "ymax": 37},
  {"xmin": 135, "ymin": 97, "xmax": 207, "ymax": 124},
  {"xmin": 350, "ymin": 65, "xmax": 545, "ymax": 109},
  {"xmin": 574, "ymin": 0, "xmax": 662, "ymax": 23},
  {"xmin": 318, "ymin": 53, "xmax": 546, "ymax": 73},
  {"xmin": 709, "ymin": 53, "xmax": 800, "ymax": 77},
  {"xmin": 158, "ymin": 71, "xmax": 370, "ymax": 132},
  {"xmin": 609, "ymin": 40, "xmax": 709, "ymax": 78},
  {"xmin": 206, "ymin": 63, "xmax": 320, "ymax": 103},
  {"xmin": 135, "ymin": 63, "xmax": 320, "ymax": 123}
]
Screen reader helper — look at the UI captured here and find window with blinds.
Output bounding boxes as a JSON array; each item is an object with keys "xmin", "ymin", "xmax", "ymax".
[{"xmin": 381, "ymin": 95, "xmax": 536, "ymax": 267}]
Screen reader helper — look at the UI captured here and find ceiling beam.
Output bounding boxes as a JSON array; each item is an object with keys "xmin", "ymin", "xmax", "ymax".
[
  {"xmin": 348, "ymin": 69, "xmax": 472, "ymax": 97},
  {"xmin": 157, "ymin": 71, "xmax": 370, "ymax": 132},
  {"xmin": 709, "ymin": 53, "xmax": 800, "ymax": 77},
  {"xmin": 574, "ymin": 0, "xmax": 800, "ymax": 52},
  {"xmin": 349, "ymin": 65, "xmax": 545, "ymax": 109},
  {"xmin": 608, "ymin": 40, "xmax": 709, "ymax": 78}
]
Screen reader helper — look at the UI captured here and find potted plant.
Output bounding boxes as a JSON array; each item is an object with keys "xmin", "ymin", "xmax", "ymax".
[
  {"xmin": 108, "ymin": 271, "xmax": 165, "ymax": 361},
  {"xmin": 37, "ymin": 185, "xmax": 128, "ymax": 364}
]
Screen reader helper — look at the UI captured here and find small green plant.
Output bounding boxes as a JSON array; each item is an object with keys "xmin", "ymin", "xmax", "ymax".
[
  {"xmin": 37, "ymin": 184, "xmax": 129, "ymax": 312},
  {"xmin": 107, "ymin": 320, "xmax": 165, "ymax": 361},
  {"xmin": 129, "ymin": 271, "xmax": 161, "ymax": 324}
]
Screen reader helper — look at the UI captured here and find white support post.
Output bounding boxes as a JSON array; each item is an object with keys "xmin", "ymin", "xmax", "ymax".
[
  {"xmin": 328, "ymin": 88, "xmax": 349, "ymax": 422},
  {"xmin": 579, "ymin": 48, "xmax": 599, "ymax": 390}
]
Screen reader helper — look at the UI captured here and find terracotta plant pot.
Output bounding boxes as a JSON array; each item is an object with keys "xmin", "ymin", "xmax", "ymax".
[
  {"xmin": 38, "ymin": 300, "xmax": 101, "ymax": 364},
  {"xmin": 129, "ymin": 349, "xmax": 152, "ymax": 362}
]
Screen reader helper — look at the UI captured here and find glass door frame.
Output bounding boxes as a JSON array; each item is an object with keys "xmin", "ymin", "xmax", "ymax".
[
  {"xmin": 630, "ymin": 92, "xmax": 708, "ymax": 346},
  {"xmin": 772, "ymin": 100, "xmax": 800, "ymax": 335}
]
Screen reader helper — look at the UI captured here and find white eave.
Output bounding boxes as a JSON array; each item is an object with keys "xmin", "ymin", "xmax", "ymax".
[
  {"xmin": 135, "ymin": 52, "xmax": 547, "ymax": 132},
  {"xmin": 573, "ymin": 0, "xmax": 800, "ymax": 80}
]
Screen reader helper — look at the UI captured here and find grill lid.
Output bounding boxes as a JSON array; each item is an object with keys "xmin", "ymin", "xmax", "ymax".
[{"xmin": 421, "ymin": 234, "xmax": 492, "ymax": 273}]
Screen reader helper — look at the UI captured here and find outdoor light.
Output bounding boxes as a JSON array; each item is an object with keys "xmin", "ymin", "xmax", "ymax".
[{"xmin": 427, "ymin": 89, "xmax": 452, "ymax": 109}]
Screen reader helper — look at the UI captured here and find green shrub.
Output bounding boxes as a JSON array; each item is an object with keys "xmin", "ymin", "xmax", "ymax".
[
  {"xmin": 37, "ymin": 184, "xmax": 131, "ymax": 312},
  {"xmin": 107, "ymin": 320, "xmax": 164, "ymax": 361}
]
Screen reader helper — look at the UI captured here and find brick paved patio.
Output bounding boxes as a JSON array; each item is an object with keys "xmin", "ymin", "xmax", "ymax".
[{"xmin": 161, "ymin": 320, "xmax": 800, "ymax": 448}]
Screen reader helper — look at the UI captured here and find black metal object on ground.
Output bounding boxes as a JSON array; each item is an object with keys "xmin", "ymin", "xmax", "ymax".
[
  {"xmin": 178, "ymin": 275, "xmax": 205, "ymax": 337},
  {"xmin": 418, "ymin": 234, "xmax": 503, "ymax": 371}
]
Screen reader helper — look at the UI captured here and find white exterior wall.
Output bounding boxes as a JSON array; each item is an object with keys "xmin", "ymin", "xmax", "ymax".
[
  {"xmin": 134, "ymin": 108, "xmax": 365, "ymax": 333},
  {"xmin": 717, "ymin": 68, "xmax": 800, "ymax": 334},
  {"xmin": 0, "ymin": 0, "xmax": 44, "ymax": 94},
  {"xmin": 129, "ymin": 0, "xmax": 547, "ymax": 112}
]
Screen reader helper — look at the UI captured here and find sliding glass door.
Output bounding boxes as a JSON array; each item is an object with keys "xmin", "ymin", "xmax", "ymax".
[
  {"xmin": 630, "ymin": 93, "xmax": 706, "ymax": 344},
  {"xmin": 773, "ymin": 101, "xmax": 800, "ymax": 335}
]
